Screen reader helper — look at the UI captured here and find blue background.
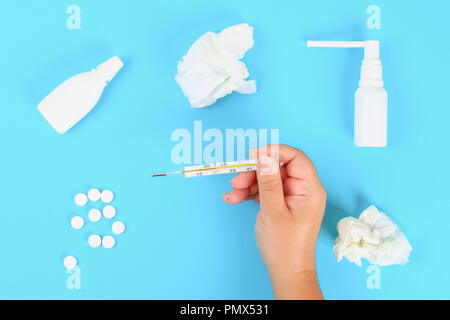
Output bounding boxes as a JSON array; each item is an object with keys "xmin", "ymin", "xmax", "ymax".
[{"xmin": 0, "ymin": 0, "xmax": 449, "ymax": 299}]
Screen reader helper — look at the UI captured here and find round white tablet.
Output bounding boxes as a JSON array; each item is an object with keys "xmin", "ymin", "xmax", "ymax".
[
  {"xmin": 63, "ymin": 256, "xmax": 77, "ymax": 269},
  {"xmin": 88, "ymin": 188, "xmax": 101, "ymax": 202},
  {"xmin": 101, "ymin": 190, "xmax": 114, "ymax": 203},
  {"xmin": 112, "ymin": 221, "xmax": 125, "ymax": 235},
  {"xmin": 70, "ymin": 216, "xmax": 84, "ymax": 229},
  {"xmin": 88, "ymin": 208, "xmax": 102, "ymax": 222},
  {"xmin": 88, "ymin": 234, "xmax": 102, "ymax": 248},
  {"xmin": 74, "ymin": 193, "xmax": 88, "ymax": 207},
  {"xmin": 102, "ymin": 205, "xmax": 116, "ymax": 219},
  {"xmin": 102, "ymin": 235, "xmax": 115, "ymax": 249}
]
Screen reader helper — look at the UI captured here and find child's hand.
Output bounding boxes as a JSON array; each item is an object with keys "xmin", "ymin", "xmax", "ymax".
[{"xmin": 223, "ymin": 145, "xmax": 326, "ymax": 299}]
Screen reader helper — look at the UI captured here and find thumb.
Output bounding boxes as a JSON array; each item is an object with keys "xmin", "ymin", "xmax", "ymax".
[{"xmin": 256, "ymin": 155, "xmax": 287, "ymax": 214}]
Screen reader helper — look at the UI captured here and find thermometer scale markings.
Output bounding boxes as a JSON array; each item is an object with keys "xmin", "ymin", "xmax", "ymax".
[{"xmin": 152, "ymin": 160, "xmax": 258, "ymax": 178}]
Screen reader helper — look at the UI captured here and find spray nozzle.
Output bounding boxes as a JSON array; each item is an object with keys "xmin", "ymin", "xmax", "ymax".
[
  {"xmin": 307, "ymin": 40, "xmax": 383, "ymax": 87},
  {"xmin": 96, "ymin": 56, "xmax": 124, "ymax": 83}
]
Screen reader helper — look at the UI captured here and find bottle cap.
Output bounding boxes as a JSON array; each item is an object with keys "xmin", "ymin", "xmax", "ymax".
[
  {"xmin": 359, "ymin": 41, "xmax": 383, "ymax": 87},
  {"xmin": 96, "ymin": 56, "xmax": 124, "ymax": 82}
]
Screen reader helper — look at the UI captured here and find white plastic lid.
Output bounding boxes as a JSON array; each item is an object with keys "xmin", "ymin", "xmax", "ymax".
[
  {"xmin": 96, "ymin": 56, "xmax": 124, "ymax": 82},
  {"xmin": 360, "ymin": 41, "xmax": 383, "ymax": 87}
]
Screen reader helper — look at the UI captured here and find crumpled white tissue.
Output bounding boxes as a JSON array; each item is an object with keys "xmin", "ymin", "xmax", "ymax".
[
  {"xmin": 175, "ymin": 23, "xmax": 256, "ymax": 108},
  {"xmin": 333, "ymin": 205, "xmax": 412, "ymax": 267}
]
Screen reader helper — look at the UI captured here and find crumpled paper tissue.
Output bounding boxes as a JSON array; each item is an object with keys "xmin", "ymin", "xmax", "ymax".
[
  {"xmin": 175, "ymin": 23, "xmax": 256, "ymax": 108},
  {"xmin": 333, "ymin": 205, "xmax": 412, "ymax": 267}
]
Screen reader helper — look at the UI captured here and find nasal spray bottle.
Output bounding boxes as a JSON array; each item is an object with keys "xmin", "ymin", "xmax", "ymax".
[
  {"xmin": 307, "ymin": 41, "xmax": 387, "ymax": 147},
  {"xmin": 37, "ymin": 56, "xmax": 124, "ymax": 134}
]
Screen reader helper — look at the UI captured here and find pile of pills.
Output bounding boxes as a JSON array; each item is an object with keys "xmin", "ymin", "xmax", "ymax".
[{"xmin": 64, "ymin": 188, "xmax": 127, "ymax": 270}]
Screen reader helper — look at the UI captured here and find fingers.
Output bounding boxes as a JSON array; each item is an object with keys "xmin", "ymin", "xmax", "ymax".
[
  {"xmin": 250, "ymin": 144, "xmax": 319, "ymax": 182},
  {"xmin": 248, "ymin": 181, "xmax": 259, "ymax": 196},
  {"xmin": 223, "ymin": 144, "xmax": 323, "ymax": 212},
  {"xmin": 223, "ymin": 171, "xmax": 255, "ymax": 205},
  {"xmin": 250, "ymin": 145, "xmax": 324, "ymax": 214},
  {"xmin": 231, "ymin": 167, "xmax": 286, "ymax": 191},
  {"xmin": 283, "ymin": 177, "xmax": 312, "ymax": 197},
  {"xmin": 246, "ymin": 193, "xmax": 260, "ymax": 203},
  {"xmin": 223, "ymin": 173, "xmax": 258, "ymax": 205},
  {"xmin": 254, "ymin": 155, "xmax": 287, "ymax": 214},
  {"xmin": 222, "ymin": 188, "xmax": 249, "ymax": 205},
  {"xmin": 230, "ymin": 171, "xmax": 256, "ymax": 189}
]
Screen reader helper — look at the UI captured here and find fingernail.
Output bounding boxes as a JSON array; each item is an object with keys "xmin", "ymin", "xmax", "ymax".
[
  {"xmin": 222, "ymin": 193, "xmax": 230, "ymax": 201},
  {"xmin": 258, "ymin": 155, "xmax": 278, "ymax": 175}
]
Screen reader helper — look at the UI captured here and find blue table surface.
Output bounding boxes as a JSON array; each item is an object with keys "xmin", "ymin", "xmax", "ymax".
[{"xmin": 0, "ymin": 0, "xmax": 449, "ymax": 299}]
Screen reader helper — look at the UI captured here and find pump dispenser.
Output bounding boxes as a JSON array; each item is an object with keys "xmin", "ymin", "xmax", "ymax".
[
  {"xmin": 307, "ymin": 41, "xmax": 387, "ymax": 147},
  {"xmin": 37, "ymin": 56, "xmax": 124, "ymax": 134}
]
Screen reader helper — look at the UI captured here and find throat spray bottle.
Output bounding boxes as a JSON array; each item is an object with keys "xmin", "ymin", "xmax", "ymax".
[{"xmin": 307, "ymin": 41, "xmax": 388, "ymax": 147}]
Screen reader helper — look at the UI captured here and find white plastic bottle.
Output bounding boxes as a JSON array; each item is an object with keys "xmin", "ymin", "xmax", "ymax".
[
  {"xmin": 355, "ymin": 86, "xmax": 387, "ymax": 147},
  {"xmin": 307, "ymin": 40, "xmax": 388, "ymax": 147},
  {"xmin": 37, "ymin": 56, "xmax": 124, "ymax": 134}
]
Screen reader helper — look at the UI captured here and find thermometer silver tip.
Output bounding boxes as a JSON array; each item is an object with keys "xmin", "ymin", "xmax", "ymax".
[
  {"xmin": 152, "ymin": 170, "xmax": 184, "ymax": 177},
  {"xmin": 152, "ymin": 172, "xmax": 169, "ymax": 177}
]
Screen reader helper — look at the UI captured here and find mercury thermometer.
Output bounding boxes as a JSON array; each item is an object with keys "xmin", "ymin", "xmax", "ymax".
[{"xmin": 152, "ymin": 160, "xmax": 258, "ymax": 178}]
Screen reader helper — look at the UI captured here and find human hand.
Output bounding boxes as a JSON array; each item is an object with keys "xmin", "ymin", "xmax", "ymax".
[{"xmin": 222, "ymin": 145, "xmax": 326, "ymax": 299}]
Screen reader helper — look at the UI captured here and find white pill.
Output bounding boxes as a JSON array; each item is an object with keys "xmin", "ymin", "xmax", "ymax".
[
  {"xmin": 102, "ymin": 205, "xmax": 116, "ymax": 219},
  {"xmin": 88, "ymin": 234, "xmax": 102, "ymax": 248},
  {"xmin": 101, "ymin": 190, "xmax": 114, "ymax": 203},
  {"xmin": 112, "ymin": 221, "xmax": 126, "ymax": 235},
  {"xmin": 88, "ymin": 208, "xmax": 102, "ymax": 222},
  {"xmin": 70, "ymin": 216, "xmax": 84, "ymax": 229},
  {"xmin": 88, "ymin": 188, "xmax": 101, "ymax": 202},
  {"xmin": 102, "ymin": 235, "xmax": 115, "ymax": 249},
  {"xmin": 63, "ymin": 256, "xmax": 77, "ymax": 269},
  {"xmin": 74, "ymin": 193, "xmax": 88, "ymax": 207}
]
